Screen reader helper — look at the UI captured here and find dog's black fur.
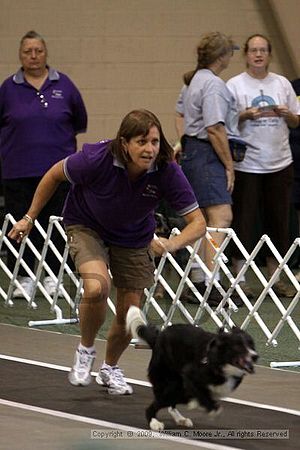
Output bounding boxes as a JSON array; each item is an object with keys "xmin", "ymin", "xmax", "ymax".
[{"xmin": 126, "ymin": 306, "xmax": 258, "ymax": 430}]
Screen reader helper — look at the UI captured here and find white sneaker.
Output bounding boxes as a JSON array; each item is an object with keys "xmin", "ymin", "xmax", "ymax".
[
  {"xmin": 96, "ymin": 364, "xmax": 133, "ymax": 395},
  {"xmin": 12, "ymin": 276, "xmax": 34, "ymax": 298},
  {"xmin": 43, "ymin": 276, "xmax": 63, "ymax": 297},
  {"xmin": 68, "ymin": 347, "xmax": 96, "ymax": 386}
]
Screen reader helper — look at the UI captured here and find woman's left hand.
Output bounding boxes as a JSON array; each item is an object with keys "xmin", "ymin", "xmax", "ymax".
[
  {"xmin": 273, "ymin": 105, "xmax": 289, "ymax": 117},
  {"xmin": 150, "ymin": 237, "xmax": 176, "ymax": 256},
  {"xmin": 274, "ymin": 105, "xmax": 299, "ymax": 127}
]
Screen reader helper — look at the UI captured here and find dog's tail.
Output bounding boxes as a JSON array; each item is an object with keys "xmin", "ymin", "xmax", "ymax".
[{"xmin": 126, "ymin": 305, "xmax": 159, "ymax": 349}]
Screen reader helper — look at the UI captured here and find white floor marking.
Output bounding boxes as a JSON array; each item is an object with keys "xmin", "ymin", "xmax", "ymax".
[
  {"xmin": 0, "ymin": 399, "xmax": 243, "ymax": 450},
  {"xmin": 223, "ymin": 396, "xmax": 300, "ymax": 417},
  {"xmin": 1, "ymin": 353, "xmax": 299, "ymax": 416},
  {"xmin": 1, "ymin": 323, "xmax": 300, "ymax": 374}
]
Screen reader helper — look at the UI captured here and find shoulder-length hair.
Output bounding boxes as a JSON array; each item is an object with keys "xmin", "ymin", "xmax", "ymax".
[{"xmin": 109, "ymin": 109, "xmax": 174, "ymax": 167}]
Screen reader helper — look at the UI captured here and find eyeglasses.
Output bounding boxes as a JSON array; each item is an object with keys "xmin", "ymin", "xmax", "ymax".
[
  {"xmin": 37, "ymin": 92, "xmax": 48, "ymax": 108},
  {"xmin": 22, "ymin": 49, "xmax": 45, "ymax": 56},
  {"xmin": 247, "ymin": 48, "xmax": 269, "ymax": 55}
]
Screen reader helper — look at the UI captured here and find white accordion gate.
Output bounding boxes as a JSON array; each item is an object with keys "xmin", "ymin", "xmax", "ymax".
[{"xmin": 0, "ymin": 213, "xmax": 299, "ymax": 368}]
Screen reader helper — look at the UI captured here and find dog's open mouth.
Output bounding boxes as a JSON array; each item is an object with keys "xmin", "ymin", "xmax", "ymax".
[{"xmin": 234, "ymin": 354, "xmax": 256, "ymax": 374}]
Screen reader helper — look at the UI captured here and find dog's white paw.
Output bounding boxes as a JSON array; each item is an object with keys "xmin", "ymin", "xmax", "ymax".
[
  {"xmin": 187, "ymin": 399, "xmax": 199, "ymax": 410},
  {"xmin": 208, "ymin": 405, "xmax": 223, "ymax": 418},
  {"xmin": 180, "ymin": 418, "xmax": 193, "ymax": 428},
  {"xmin": 150, "ymin": 418, "xmax": 164, "ymax": 431},
  {"xmin": 168, "ymin": 407, "xmax": 193, "ymax": 428}
]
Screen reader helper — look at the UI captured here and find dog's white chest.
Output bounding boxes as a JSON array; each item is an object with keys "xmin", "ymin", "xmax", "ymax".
[
  {"xmin": 209, "ymin": 364, "xmax": 244, "ymax": 399},
  {"xmin": 209, "ymin": 376, "xmax": 237, "ymax": 398}
]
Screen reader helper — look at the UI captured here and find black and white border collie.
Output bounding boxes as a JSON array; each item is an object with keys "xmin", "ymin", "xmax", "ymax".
[{"xmin": 126, "ymin": 306, "xmax": 258, "ymax": 431}]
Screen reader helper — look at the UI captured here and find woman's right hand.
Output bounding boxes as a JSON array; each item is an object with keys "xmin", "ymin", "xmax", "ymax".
[
  {"xmin": 8, "ymin": 218, "xmax": 34, "ymax": 243},
  {"xmin": 226, "ymin": 167, "xmax": 235, "ymax": 193},
  {"xmin": 241, "ymin": 107, "xmax": 262, "ymax": 121}
]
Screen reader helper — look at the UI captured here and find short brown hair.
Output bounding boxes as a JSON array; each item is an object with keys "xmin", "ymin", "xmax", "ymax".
[
  {"xmin": 19, "ymin": 30, "xmax": 47, "ymax": 52},
  {"xmin": 243, "ymin": 34, "xmax": 272, "ymax": 54},
  {"xmin": 109, "ymin": 109, "xmax": 174, "ymax": 167}
]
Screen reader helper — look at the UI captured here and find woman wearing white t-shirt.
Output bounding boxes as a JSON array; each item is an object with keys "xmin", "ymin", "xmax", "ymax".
[{"xmin": 227, "ymin": 34, "xmax": 300, "ymax": 297}]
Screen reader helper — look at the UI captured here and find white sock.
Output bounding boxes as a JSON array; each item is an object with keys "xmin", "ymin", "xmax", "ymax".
[
  {"xmin": 79, "ymin": 343, "xmax": 96, "ymax": 354},
  {"xmin": 190, "ymin": 268, "xmax": 205, "ymax": 283},
  {"xmin": 102, "ymin": 361, "xmax": 119, "ymax": 370},
  {"xmin": 102, "ymin": 361, "xmax": 111, "ymax": 368},
  {"xmin": 205, "ymin": 271, "xmax": 220, "ymax": 286},
  {"xmin": 234, "ymin": 259, "xmax": 246, "ymax": 282},
  {"xmin": 190, "ymin": 262, "xmax": 205, "ymax": 282}
]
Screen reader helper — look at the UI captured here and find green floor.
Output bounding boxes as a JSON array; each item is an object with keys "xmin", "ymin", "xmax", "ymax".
[{"xmin": 1, "ymin": 292, "xmax": 299, "ymax": 371}]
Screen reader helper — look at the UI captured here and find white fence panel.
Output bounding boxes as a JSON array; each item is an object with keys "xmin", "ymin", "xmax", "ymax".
[{"xmin": 0, "ymin": 214, "xmax": 299, "ymax": 367}]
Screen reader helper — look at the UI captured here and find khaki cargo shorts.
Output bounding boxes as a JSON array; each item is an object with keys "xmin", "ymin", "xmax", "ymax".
[{"xmin": 65, "ymin": 224, "xmax": 155, "ymax": 289}]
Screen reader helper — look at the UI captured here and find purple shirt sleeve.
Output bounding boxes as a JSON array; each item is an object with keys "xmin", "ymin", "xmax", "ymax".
[
  {"xmin": 161, "ymin": 161, "xmax": 199, "ymax": 216},
  {"xmin": 63, "ymin": 140, "xmax": 110, "ymax": 184}
]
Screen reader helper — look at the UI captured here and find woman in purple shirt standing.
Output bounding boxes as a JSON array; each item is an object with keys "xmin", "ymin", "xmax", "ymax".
[
  {"xmin": 9, "ymin": 109, "xmax": 206, "ymax": 395},
  {"xmin": 0, "ymin": 30, "xmax": 87, "ymax": 298}
]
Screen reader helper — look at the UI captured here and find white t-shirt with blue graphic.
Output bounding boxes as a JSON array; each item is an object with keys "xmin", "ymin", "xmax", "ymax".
[{"xmin": 227, "ymin": 72, "xmax": 300, "ymax": 173}]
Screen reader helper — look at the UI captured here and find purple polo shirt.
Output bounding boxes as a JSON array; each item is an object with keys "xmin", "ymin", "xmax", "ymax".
[
  {"xmin": 0, "ymin": 67, "xmax": 87, "ymax": 179},
  {"xmin": 63, "ymin": 140, "xmax": 199, "ymax": 248}
]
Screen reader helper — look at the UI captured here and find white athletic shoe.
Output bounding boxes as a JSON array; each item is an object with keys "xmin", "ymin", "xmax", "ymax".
[
  {"xmin": 68, "ymin": 347, "xmax": 96, "ymax": 386},
  {"xmin": 12, "ymin": 276, "xmax": 34, "ymax": 298},
  {"xmin": 43, "ymin": 276, "xmax": 63, "ymax": 297},
  {"xmin": 96, "ymin": 364, "xmax": 133, "ymax": 395}
]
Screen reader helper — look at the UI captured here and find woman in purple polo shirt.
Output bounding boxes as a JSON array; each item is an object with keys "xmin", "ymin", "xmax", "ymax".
[
  {"xmin": 9, "ymin": 109, "xmax": 206, "ymax": 395},
  {"xmin": 0, "ymin": 30, "xmax": 87, "ymax": 298}
]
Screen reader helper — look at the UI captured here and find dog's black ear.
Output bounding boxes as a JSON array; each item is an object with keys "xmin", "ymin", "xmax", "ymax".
[
  {"xmin": 207, "ymin": 337, "xmax": 218, "ymax": 352},
  {"xmin": 217, "ymin": 327, "xmax": 229, "ymax": 337},
  {"xmin": 231, "ymin": 326, "xmax": 242, "ymax": 334}
]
